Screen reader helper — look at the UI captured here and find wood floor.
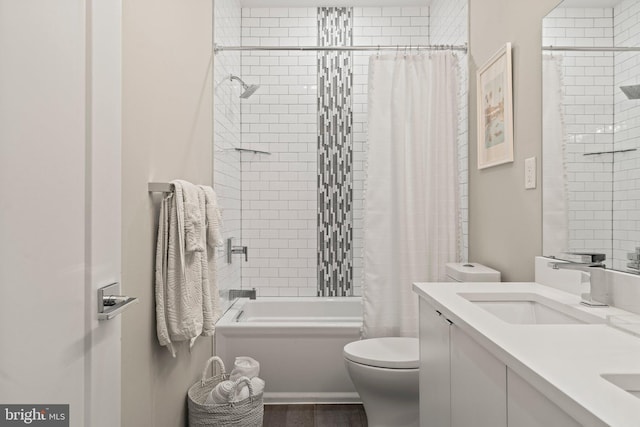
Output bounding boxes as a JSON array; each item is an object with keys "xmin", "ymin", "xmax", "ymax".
[{"xmin": 263, "ymin": 404, "xmax": 368, "ymax": 427}]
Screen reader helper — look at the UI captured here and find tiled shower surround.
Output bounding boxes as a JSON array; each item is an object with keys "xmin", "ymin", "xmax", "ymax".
[
  {"xmin": 214, "ymin": 1, "xmax": 468, "ymax": 297},
  {"xmin": 543, "ymin": 1, "xmax": 640, "ymax": 271}
]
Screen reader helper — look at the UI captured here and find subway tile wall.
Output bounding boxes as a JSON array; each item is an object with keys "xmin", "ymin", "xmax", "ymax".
[
  {"xmin": 613, "ymin": 0, "xmax": 640, "ymax": 271},
  {"xmin": 214, "ymin": 2, "xmax": 469, "ymax": 297},
  {"xmin": 239, "ymin": 7, "xmax": 318, "ymax": 297},
  {"xmin": 543, "ymin": 8, "xmax": 615, "ymax": 263},
  {"xmin": 213, "ymin": 0, "xmax": 242, "ymax": 310}
]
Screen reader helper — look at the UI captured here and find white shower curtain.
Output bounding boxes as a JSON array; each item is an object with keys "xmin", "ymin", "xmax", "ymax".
[
  {"xmin": 363, "ymin": 53, "xmax": 461, "ymax": 338},
  {"xmin": 542, "ymin": 55, "xmax": 569, "ymax": 256}
]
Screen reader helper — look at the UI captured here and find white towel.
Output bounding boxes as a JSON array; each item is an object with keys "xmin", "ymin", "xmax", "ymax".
[
  {"xmin": 199, "ymin": 186, "xmax": 224, "ymax": 249},
  {"xmin": 204, "ymin": 380, "xmax": 235, "ymax": 405},
  {"xmin": 199, "ymin": 186, "xmax": 224, "ymax": 326},
  {"xmin": 204, "ymin": 377, "xmax": 265, "ymax": 404},
  {"xmin": 229, "ymin": 356, "xmax": 260, "ymax": 381},
  {"xmin": 233, "ymin": 377, "xmax": 265, "ymax": 402},
  {"xmin": 154, "ymin": 180, "xmax": 219, "ymax": 357},
  {"xmin": 154, "ymin": 193, "xmax": 176, "ymax": 356},
  {"xmin": 180, "ymin": 182, "xmax": 205, "ymax": 253}
]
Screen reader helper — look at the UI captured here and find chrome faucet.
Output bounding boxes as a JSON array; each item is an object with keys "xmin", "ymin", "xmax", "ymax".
[
  {"xmin": 547, "ymin": 253, "xmax": 608, "ymax": 307},
  {"xmin": 549, "ymin": 261, "xmax": 604, "ymax": 270},
  {"xmin": 226, "ymin": 237, "xmax": 248, "ymax": 264}
]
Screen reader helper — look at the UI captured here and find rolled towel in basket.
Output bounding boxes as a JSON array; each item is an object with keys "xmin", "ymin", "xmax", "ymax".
[
  {"xmin": 229, "ymin": 356, "xmax": 260, "ymax": 381},
  {"xmin": 204, "ymin": 380, "xmax": 235, "ymax": 405},
  {"xmin": 233, "ymin": 377, "xmax": 265, "ymax": 402}
]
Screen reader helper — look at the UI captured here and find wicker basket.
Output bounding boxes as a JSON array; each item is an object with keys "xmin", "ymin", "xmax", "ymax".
[{"xmin": 187, "ymin": 356, "xmax": 264, "ymax": 427}]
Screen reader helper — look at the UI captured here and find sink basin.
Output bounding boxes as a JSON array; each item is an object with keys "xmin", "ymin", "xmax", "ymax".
[
  {"xmin": 602, "ymin": 374, "xmax": 640, "ymax": 399},
  {"xmin": 458, "ymin": 292, "xmax": 604, "ymax": 325}
]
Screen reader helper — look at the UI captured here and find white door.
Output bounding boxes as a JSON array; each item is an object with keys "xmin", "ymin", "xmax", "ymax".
[{"xmin": 0, "ymin": 1, "xmax": 123, "ymax": 427}]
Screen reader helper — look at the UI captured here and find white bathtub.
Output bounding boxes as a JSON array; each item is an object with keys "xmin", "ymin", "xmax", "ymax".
[{"xmin": 214, "ymin": 297, "xmax": 362, "ymax": 404}]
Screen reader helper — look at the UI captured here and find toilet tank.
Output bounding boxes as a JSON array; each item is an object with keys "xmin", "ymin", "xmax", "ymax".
[{"xmin": 445, "ymin": 263, "xmax": 501, "ymax": 282}]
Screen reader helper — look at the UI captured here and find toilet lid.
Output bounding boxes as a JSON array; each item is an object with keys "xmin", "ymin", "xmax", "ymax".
[{"xmin": 344, "ymin": 337, "xmax": 419, "ymax": 369}]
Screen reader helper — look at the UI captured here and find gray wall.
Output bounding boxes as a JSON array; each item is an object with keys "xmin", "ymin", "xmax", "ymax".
[
  {"xmin": 468, "ymin": 0, "xmax": 560, "ymax": 281},
  {"xmin": 121, "ymin": 0, "xmax": 213, "ymax": 426}
]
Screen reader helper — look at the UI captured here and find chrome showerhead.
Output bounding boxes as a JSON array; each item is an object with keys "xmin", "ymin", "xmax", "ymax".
[
  {"xmin": 620, "ymin": 84, "xmax": 640, "ymax": 100},
  {"xmin": 229, "ymin": 74, "xmax": 260, "ymax": 99},
  {"xmin": 240, "ymin": 84, "xmax": 260, "ymax": 99}
]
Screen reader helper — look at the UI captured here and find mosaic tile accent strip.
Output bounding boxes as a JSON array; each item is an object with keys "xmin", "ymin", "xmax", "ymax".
[{"xmin": 317, "ymin": 7, "xmax": 354, "ymax": 297}]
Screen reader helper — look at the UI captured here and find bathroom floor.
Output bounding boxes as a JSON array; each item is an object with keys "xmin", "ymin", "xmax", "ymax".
[{"xmin": 263, "ymin": 404, "xmax": 367, "ymax": 427}]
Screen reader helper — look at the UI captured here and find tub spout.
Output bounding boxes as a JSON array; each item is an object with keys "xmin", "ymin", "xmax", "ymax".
[{"xmin": 229, "ymin": 288, "xmax": 256, "ymax": 300}]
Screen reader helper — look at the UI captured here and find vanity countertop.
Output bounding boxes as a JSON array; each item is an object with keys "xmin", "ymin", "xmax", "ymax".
[{"xmin": 413, "ymin": 281, "xmax": 640, "ymax": 427}]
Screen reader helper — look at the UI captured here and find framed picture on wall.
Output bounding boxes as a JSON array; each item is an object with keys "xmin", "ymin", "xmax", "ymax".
[{"xmin": 476, "ymin": 42, "xmax": 513, "ymax": 170}]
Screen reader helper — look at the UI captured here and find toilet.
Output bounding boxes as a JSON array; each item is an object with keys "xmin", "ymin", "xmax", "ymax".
[
  {"xmin": 344, "ymin": 263, "xmax": 501, "ymax": 427},
  {"xmin": 444, "ymin": 262, "xmax": 501, "ymax": 283},
  {"xmin": 344, "ymin": 337, "xmax": 420, "ymax": 427}
]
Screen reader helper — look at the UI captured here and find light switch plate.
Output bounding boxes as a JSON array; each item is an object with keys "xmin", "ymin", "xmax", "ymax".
[{"xmin": 525, "ymin": 157, "xmax": 536, "ymax": 189}]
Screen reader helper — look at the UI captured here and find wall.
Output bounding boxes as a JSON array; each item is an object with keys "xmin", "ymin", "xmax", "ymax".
[
  {"xmin": 468, "ymin": 0, "xmax": 559, "ymax": 281},
  {"xmin": 121, "ymin": 0, "xmax": 213, "ymax": 426}
]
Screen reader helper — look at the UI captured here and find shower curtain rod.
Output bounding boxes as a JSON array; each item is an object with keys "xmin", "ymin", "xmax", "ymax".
[
  {"xmin": 543, "ymin": 45, "xmax": 640, "ymax": 52},
  {"xmin": 214, "ymin": 43, "xmax": 468, "ymax": 53}
]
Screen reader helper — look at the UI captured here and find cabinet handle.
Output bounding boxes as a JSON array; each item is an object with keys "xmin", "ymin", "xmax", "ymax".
[
  {"xmin": 436, "ymin": 310, "xmax": 442, "ymax": 316},
  {"xmin": 446, "ymin": 319, "xmax": 454, "ymax": 326}
]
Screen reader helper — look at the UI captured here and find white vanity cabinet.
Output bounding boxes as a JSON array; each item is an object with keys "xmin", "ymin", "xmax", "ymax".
[
  {"xmin": 415, "ymin": 281, "xmax": 640, "ymax": 427},
  {"xmin": 419, "ymin": 299, "xmax": 506, "ymax": 427},
  {"xmin": 419, "ymin": 299, "xmax": 451, "ymax": 427},
  {"xmin": 418, "ymin": 298, "xmax": 587, "ymax": 427},
  {"xmin": 507, "ymin": 368, "xmax": 582, "ymax": 427},
  {"xmin": 450, "ymin": 325, "xmax": 506, "ymax": 427}
]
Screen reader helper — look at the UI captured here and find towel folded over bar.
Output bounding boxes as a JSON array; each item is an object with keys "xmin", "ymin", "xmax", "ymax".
[{"xmin": 155, "ymin": 180, "xmax": 223, "ymax": 357}]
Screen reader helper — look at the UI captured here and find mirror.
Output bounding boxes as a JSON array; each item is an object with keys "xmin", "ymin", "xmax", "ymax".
[{"xmin": 542, "ymin": 0, "xmax": 640, "ymax": 273}]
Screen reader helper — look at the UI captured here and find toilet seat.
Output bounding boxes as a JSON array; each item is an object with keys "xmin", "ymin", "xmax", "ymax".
[{"xmin": 344, "ymin": 337, "xmax": 419, "ymax": 369}]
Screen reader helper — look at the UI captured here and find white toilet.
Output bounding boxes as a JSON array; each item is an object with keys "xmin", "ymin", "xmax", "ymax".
[
  {"xmin": 344, "ymin": 337, "xmax": 420, "ymax": 427},
  {"xmin": 345, "ymin": 263, "xmax": 501, "ymax": 427},
  {"xmin": 444, "ymin": 262, "xmax": 501, "ymax": 283}
]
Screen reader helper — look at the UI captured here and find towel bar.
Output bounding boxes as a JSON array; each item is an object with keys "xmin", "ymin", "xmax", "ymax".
[{"xmin": 148, "ymin": 182, "xmax": 175, "ymax": 193}]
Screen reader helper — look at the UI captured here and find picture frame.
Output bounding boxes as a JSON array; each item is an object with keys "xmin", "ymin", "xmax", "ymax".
[{"xmin": 476, "ymin": 42, "xmax": 513, "ymax": 170}]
